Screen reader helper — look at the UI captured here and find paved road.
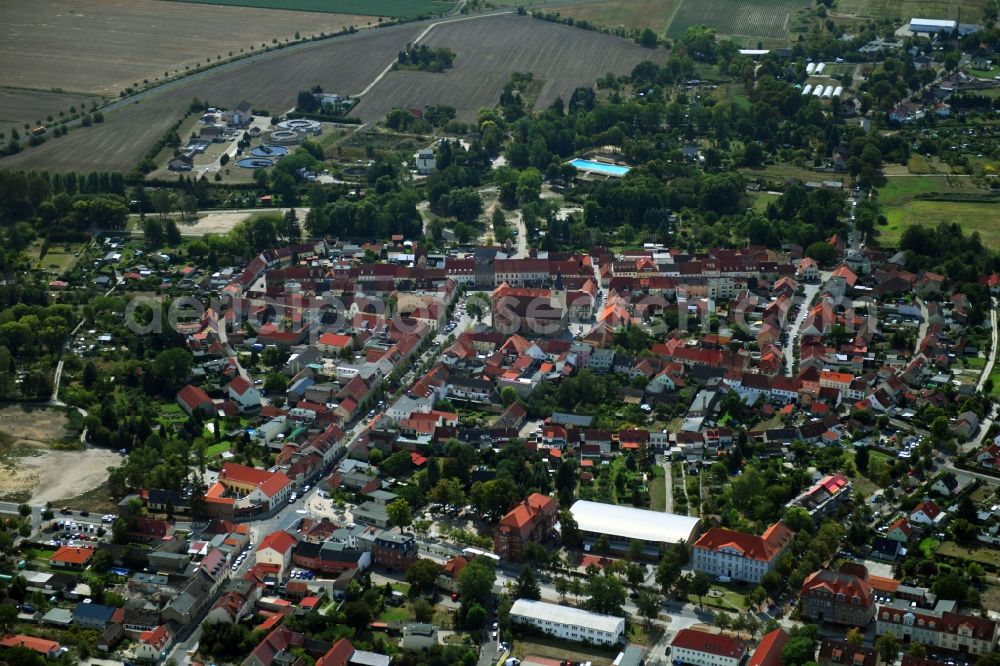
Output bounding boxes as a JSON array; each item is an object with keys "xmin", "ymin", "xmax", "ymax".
[
  {"xmin": 661, "ymin": 457, "xmax": 674, "ymax": 514},
  {"xmin": 784, "ymin": 281, "xmax": 821, "ymax": 375},
  {"xmin": 914, "ymin": 298, "xmax": 929, "ymax": 357}
]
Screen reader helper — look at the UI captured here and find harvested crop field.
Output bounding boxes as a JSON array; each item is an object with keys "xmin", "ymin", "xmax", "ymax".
[
  {"xmin": 666, "ymin": 0, "xmax": 807, "ymax": 39},
  {"xmin": 0, "ymin": 88, "xmax": 97, "ymax": 143},
  {"xmin": 350, "ymin": 14, "xmax": 668, "ymax": 122},
  {"xmin": 166, "ymin": 0, "xmax": 455, "ymax": 17},
  {"xmin": 0, "ymin": 22, "xmax": 424, "ymax": 173},
  {"xmin": 0, "ymin": 0, "xmax": 378, "ymax": 95},
  {"xmin": 545, "ymin": 0, "xmax": 684, "ymax": 35},
  {"xmin": 833, "ymin": 0, "xmax": 989, "ymax": 21}
]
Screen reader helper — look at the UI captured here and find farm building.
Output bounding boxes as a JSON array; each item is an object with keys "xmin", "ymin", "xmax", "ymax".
[
  {"xmin": 909, "ymin": 18, "xmax": 955, "ymax": 35},
  {"xmin": 168, "ymin": 155, "xmax": 194, "ymax": 172}
]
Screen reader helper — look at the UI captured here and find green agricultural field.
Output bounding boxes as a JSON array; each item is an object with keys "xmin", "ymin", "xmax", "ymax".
[
  {"xmin": 833, "ymin": 0, "xmax": 990, "ymax": 21},
  {"xmin": 877, "ymin": 174, "xmax": 985, "ymax": 207},
  {"xmin": 165, "ymin": 0, "xmax": 456, "ymax": 18},
  {"xmin": 879, "ymin": 200, "xmax": 1000, "ymax": 249},
  {"xmin": 667, "ymin": 0, "xmax": 808, "ymax": 39}
]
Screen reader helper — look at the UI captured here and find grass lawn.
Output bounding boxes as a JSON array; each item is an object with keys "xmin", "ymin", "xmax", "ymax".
[
  {"xmin": 205, "ymin": 441, "xmax": 232, "ymax": 458},
  {"xmin": 626, "ymin": 622, "xmax": 659, "ymax": 646},
  {"xmin": 989, "ymin": 363, "xmax": 1000, "ymax": 398},
  {"xmin": 876, "ymin": 175, "xmax": 984, "ymax": 207},
  {"xmin": 918, "ymin": 537, "xmax": 940, "ymax": 558},
  {"xmin": 649, "ymin": 467, "xmax": 666, "ymax": 512},
  {"xmin": 962, "ymin": 356, "xmax": 986, "ymax": 369},
  {"xmin": 879, "ymin": 200, "xmax": 1000, "ymax": 250},
  {"xmin": 29, "ymin": 548, "xmax": 57, "ymax": 561},
  {"xmin": 937, "ymin": 541, "xmax": 1000, "ymax": 567},
  {"xmin": 378, "ymin": 605, "xmax": 413, "ymax": 623},
  {"xmin": 689, "ymin": 583, "xmax": 747, "ymax": 612},
  {"xmin": 27, "ymin": 242, "xmax": 82, "ymax": 275},
  {"xmin": 512, "ymin": 635, "xmax": 619, "ymax": 664}
]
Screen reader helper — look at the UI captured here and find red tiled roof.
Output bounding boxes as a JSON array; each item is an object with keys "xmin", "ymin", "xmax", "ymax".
[
  {"xmin": 177, "ymin": 384, "xmax": 212, "ymax": 410},
  {"xmin": 50, "ymin": 546, "xmax": 94, "ymax": 565},
  {"xmin": 912, "ymin": 500, "xmax": 942, "ymax": 520},
  {"xmin": 316, "ymin": 638, "xmax": 355, "ymax": 666},
  {"xmin": 672, "ymin": 629, "xmax": 748, "ymax": 659},
  {"xmin": 801, "ymin": 570, "xmax": 874, "ymax": 607},
  {"xmin": 0, "ymin": 635, "xmax": 61, "ymax": 655},
  {"xmin": 499, "ymin": 493, "xmax": 557, "ymax": 531},
  {"xmin": 226, "ymin": 376, "xmax": 253, "ymax": 397},
  {"xmin": 258, "ymin": 530, "xmax": 297, "ymax": 555},
  {"xmin": 748, "ymin": 628, "xmax": 789, "ymax": 666},
  {"xmin": 694, "ymin": 522, "xmax": 792, "ymax": 563}
]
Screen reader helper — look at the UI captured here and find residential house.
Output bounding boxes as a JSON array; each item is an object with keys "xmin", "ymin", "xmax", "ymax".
[
  {"xmin": 177, "ymin": 384, "xmax": 214, "ymax": 416},
  {"xmin": 72, "ymin": 602, "xmax": 117, "ymax": 630},
  {"xmin": 818, "ymin": 639, "xmax": 880, "ymax": 666},
  {"xmin": 225, "ymin": 376, "xmax": 262, "ymax": 412},
  {"xmin": 135, "ymin": 625, "xmax": 173, "ymax": 663},
  {"xmin": 910, "ymin": 500, "xmax": 945, "ymax": 526},
  {"xmin": 50, "ymin": 546, "xmax": 94, "ymax": 570},
  {"xmin": 256, "ymin": 530, "xmax": 298, "ymax": 576},
  {"xmin": 400, "ymin": 624, "xmax": 439, "ymax": 651},
  {"xmin": 438, "ymin": 556, "xmax": 467, "ymax": 593}
]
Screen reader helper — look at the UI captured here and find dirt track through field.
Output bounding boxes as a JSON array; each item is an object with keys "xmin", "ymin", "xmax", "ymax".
[{"xmin": 350, "ymin": 14, "xmax": 668, "ymax": 121}]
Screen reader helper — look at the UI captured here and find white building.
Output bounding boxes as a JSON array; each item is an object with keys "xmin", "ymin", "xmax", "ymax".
[
  {"xmin": 414, "ymin": 148, "xmax": 436, "ymax": 175},
  {"xmin": 224, "ymin": 376, "xmax": 261, "ymax": 412},
  {"xmin": 509, "ymin": 599, "xmax": 624, "ymax": 646},
  {"xmin": 692, "ymin": 521, "xmax": 793, "ymax": 584},
  {"xmin": 909, "ymin": 18, "xmax": 956, "ymax": 35},
  {"xmin": 569, "ymin": 500, "xmax": 700, "ymax": 556},
  {"xmin": 671, "ymin": 628, "xmax": 748, "ymax": 666}
]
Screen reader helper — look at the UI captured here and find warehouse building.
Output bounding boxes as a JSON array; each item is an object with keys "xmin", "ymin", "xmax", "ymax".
[
  {"xmin": 509, "ymin": 599, "xmax": 625, "ymax": 646},
  {"xmin": 909, "ymin": 18, "xmax": 956, "ymax": 35},
  {"xmin": 569, "ymin": 500, "xmax": 700, "ymax": 557}
]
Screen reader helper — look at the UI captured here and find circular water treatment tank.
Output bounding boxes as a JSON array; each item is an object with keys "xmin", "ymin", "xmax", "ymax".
[
  {"xmin": 268, "ymin": 130, "xmax": 300, "ymax": 143},
  {"xmin": 250, "ymin": 145, "xmax": 289, "ymax": 157},
  {"xmin": 236, "ymin": 157, "xmax": 274, "ymax": 169}
]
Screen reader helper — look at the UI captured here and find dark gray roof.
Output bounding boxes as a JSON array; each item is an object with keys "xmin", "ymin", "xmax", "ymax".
[{"xmin": 73, "ymin": 603, "xmax": 116, "ymax": 621}]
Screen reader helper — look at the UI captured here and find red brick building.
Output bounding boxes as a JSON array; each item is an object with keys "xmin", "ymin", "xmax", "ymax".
[
  {"xmin": 371, "ymin": 532, "xmax": 418, "ymax": 571},
  {"xmin": 493, "ymin": 493, "xmax": 558, "ymax": 561}
]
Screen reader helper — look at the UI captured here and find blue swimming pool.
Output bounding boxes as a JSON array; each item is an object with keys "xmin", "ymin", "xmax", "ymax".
[{"xmin": 569, "ymin": 158, "xmax": 631, "ymax": 176}]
